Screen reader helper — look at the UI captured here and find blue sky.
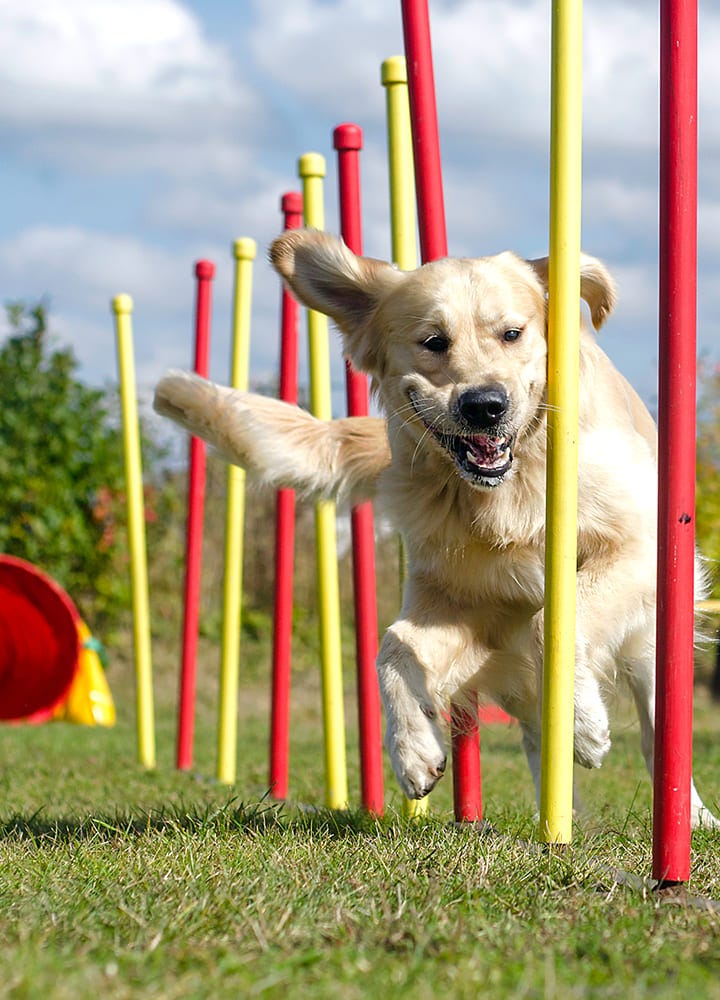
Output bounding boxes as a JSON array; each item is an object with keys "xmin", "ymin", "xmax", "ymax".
[{"xmin": 2, "ymin": 0, "xmax": 720, "ymax": 428}]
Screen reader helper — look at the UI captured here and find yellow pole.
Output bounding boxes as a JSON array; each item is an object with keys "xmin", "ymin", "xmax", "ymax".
[
  {"xmin": 540, "ymin": 0, "xmax": 583, "ymax": 843},
  {"xmin": 217, "ymin": 238, "xmax": 257, "ymax": 784},
  {"xmin": 112, "ymin": 294, "xmax": 156, "ymax": 768},
  {"xmin": 298, "ymin": 152, "xmax": 349, "ymax": 809},
  {"xmin": 382, "ymin": 56, "xmax": 426, "ymax": 819},
  {"xmin": 382, "ymin": 56, "xmax": 418, "ymax": 272}
]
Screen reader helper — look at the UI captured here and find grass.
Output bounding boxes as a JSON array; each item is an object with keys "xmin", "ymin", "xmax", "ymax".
[{"xmin": 1, "ymin": 624, "xmax": 720, "ymax": 1000}]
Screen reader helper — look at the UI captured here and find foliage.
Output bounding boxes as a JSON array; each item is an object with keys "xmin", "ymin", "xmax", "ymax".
[{"xmin": 0, "ymin": 302, "xmax": 133, "ymax": 626}]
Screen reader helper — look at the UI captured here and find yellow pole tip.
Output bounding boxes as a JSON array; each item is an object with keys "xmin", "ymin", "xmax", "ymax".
[
  {"xmin": 381, "ymin": 55, "xmax": 407, "ymax": 85},
  {"xmin": 111, "ymin": 293, "xmax": 133, "ymax": 314},
  {"xmin": 233, "ymin": 237, "xmax": 257, "ymax": 260},
  {"xmin": 298, "ymin": 151, "xmax": 326, "ymax": 179}
]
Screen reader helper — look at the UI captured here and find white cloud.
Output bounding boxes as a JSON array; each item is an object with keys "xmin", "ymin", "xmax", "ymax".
[
  {"xmin": 0, "ymin": 226, "xmax": 185, "ymax": 309},
  {"xmin": 2, "ymin": 0, "xmax": 720, "ymax": 408},
  {"xmin": 0, "ymin": 0, "xmax": 236, "ymax": 102},
  {"xmin": 0, "ymin": 0, "xmax": 266, "ymax": 181}
]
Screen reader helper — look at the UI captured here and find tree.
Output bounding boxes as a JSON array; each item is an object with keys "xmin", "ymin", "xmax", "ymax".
[{"xmin": 0, "ymin": 302, "xmax": 130, "ymax": 625}]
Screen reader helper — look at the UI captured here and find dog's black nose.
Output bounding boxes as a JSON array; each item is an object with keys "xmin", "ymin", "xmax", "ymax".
[{"xmin": 457, "ymin": 386, "xmax": 509, "ymax": 429}]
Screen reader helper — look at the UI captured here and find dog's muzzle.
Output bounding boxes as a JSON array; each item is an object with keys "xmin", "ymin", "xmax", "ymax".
[{"xmin": 409, "ymin": 390, "xmax": 515, "ymax": 488}]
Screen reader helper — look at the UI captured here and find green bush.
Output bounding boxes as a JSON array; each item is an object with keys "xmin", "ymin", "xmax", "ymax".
[{"xmin": 0, "ymin": 302, "xmax": 132, "ymax": 626}]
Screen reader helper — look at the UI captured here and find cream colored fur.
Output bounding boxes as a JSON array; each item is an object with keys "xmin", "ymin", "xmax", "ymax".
[{"xmin": 154, "ymin": 230, "xmax": 717, "ymax": 828}]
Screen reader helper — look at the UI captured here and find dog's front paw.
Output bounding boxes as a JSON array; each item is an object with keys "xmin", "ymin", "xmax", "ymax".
[
  {"xmin": 573, "ymin": 705, "xmax": 611, "ymax": 769},
  {"xmin": 384, "ymin": 711, "xmax": 447, "ymax": 799},
  {"xmin": 573, "ymin": 728, "xmax": 611, "ymax": 770},
  {"xmin": 572, "ymin": 671, "xmax": 612, "ymax": 769}
]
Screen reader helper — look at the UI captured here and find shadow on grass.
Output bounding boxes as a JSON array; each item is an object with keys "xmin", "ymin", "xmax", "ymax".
[{"xmin": 0, "ymin": 795, "xmax": 416, "ymax": 844}]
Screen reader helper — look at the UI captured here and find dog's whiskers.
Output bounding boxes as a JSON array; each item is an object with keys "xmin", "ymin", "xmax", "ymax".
[{"xmin": 410, "ymin": 423, "xmax": 436, "ymax": 474}]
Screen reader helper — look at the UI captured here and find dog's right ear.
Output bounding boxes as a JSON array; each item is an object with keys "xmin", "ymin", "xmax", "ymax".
[{"xmin": 269, "ymin": 230, "xmax": 403, "ymax": 375}]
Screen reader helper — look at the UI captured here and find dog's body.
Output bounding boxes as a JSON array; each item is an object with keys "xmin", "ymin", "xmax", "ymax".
[{"xmin": 155, "ymin": 230, "xmax": 717, "ymax": 827}]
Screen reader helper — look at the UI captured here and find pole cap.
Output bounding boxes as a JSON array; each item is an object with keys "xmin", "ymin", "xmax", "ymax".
[
  {"xmin": 111, "ymin": 293, "xmax": 133, "ymax": 315},
  {"xmin": 381, "ymin": 55, "xmax": 407, "ymax": 86},
  {"xmin": 281, "ymin": 191, "xmax": 303, "ymax": 215},
  {"xmin": 195, "ymin": 259, "xmax": 216, "ymax": 280},
  {"xmin": 333, "ymin": 123, "xmax": 363, "ymax": 151},
  {"xmin": 298, "ymin": 152, "xmax": 326, "ymax": 179},
  {"xmin": 233, "ymin": 237, "xmax": 257, "ymax": 261}
]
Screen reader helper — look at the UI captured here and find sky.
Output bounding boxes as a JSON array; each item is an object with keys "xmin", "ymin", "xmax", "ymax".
[{"xmin": 2, "ymin": 0, "xmax": 720, "ymax": 431}]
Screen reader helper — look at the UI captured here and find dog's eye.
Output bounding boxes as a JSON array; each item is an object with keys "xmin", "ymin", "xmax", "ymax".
[
  {"xmin": 503, "ymin": 328, "xmax": 522, "ymax": 343},
  {"xmin": 422, "ymin": 333, "xmax": 450, "ymax": 353}
]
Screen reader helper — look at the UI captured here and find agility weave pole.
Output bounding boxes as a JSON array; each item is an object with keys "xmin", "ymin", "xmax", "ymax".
[
  {"xmin": 298, "ymin": 152, "xmax": 349, "ymax": 810},
  {"xmin": 333, "ymin": 123, "xmax": 385, "ymax": 815},
  {"xmin": 400, "ymin": 0, "xmax": 483, "ymax": 823},
  {"xmin": 176, "ymin": 260, "xmax": 215, "ymax": 771},
  {"xmin": 653, "ymin": 0, "xmax": 698, "ymax": 885},
  {"xmin": 381, "ymin": 56, "xmax": 418, "ymax": 275},
  {"xmin": 269, "ymin": 193, "xmax": 303, "ymax": 801},
  {"xmin": 217, "ymin": 239, "xmax": 257, "ymax": 785},
  {"xmin": 381, "ymin": 54, "xmax": 431, "ymax": 819},
  {"xmin": 539, "ymin": 0, "xmax": 583, "ymax": 845},
  {"xmin": 112, "ymin": 293, "xmax": 156, "ymax": 769}
]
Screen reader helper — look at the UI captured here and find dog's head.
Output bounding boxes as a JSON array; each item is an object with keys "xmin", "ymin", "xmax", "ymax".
[{"xmin": 270, "ymin": 230, "xmax": 615, "ymax": 490}]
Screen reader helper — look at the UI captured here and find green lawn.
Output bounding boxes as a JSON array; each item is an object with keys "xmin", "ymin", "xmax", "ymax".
[{"xmin": 1, "ymin": 632, "xmax": 719, "ymax": 999}]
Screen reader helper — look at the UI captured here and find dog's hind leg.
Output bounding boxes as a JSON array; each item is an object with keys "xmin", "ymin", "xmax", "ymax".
[
  {"xmin": 520, "ymin": 723, "xmax": 591, "ymax": 821},
  {"xmin": 520, "ymin": 724, "xmax": 542, "ymax": 806},
  {"xmin": 531, "ymin": 612, "xmax": 612, "ymax": 770},
  {"xmin": 624, "ymin": 637, "xmax": 720, "ymax": 830}
]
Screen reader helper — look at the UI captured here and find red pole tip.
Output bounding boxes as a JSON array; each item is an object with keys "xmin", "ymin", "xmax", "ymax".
[
  {"xmin": 281, "ymin": 191, "xmax": 304, "ymax": 214},
  {"xmin": 333, "ymin": 122, "xmax": 363, "ymax": 151},
  {"xmin": 194, "ymin": 259, "xmax": 215, "ymax": 280}
]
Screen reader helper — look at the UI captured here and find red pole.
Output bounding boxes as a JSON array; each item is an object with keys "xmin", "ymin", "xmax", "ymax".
[
  {"xmin": 333, "ymin": 123, "xmax": 385, "ymax": 815},
  {"xmin": 176, "ymin": 259, "xmax": 215, "ymax": 770},
  {"xmin": 400, "ymin": 0, "xmax": 448, "ymax": 262},
  {"xmin": 401, "ymin": 0, "xmax": 482, "ymax": 822},
  {"xmin": 452, "ymin": 697, "xmax": 482, "ymax": 821},
  {"xmin": 653, "ymin": 0, "xmax": 698, "ymax": 885},
  {"xmin": 269, "ymin": 192, "xmax": 303, "ymax": 799}
]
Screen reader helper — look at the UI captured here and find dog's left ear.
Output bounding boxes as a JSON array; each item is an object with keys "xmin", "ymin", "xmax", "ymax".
[
  {"xmin": 526, "ymin": 254, "xmax": 616, "ymax": 330},
  {"xmin": 269, "ymin": 230, "xmax": 403, "ymax": 375}
]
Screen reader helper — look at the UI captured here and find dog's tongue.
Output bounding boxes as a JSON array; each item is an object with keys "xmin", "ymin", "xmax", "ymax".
[{"xmin": 465, "ymin": 435, "xmax": 508, "ymax": 469}]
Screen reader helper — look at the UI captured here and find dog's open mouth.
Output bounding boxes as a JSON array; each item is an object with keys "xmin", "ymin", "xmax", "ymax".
[
  {"xmin": 450, "ymin": 433, "xmax": 513, "ymax": 482},
  {"xmin": 409, "ymin": 392, "xmax": 514, "ymax": 487}
]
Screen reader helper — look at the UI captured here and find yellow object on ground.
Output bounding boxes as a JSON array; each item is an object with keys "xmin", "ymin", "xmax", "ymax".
[{"xmin": 53, "ymin": 620, "xmax": 116, "ymax": 726}]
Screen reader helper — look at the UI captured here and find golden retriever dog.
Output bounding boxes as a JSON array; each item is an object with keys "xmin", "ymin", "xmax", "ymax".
[{"xmin": 155, "ymin": 230, "xmax": 717, "ymax": 827}]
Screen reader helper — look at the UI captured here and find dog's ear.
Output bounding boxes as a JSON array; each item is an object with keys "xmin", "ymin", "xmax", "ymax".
[
  {"xmin": 526, "ymin": 253, "xmax": 616, "ymax": 330},
  {"xmin": 269, "ymin": 230, "xmax": 403, "ymax": 375}
]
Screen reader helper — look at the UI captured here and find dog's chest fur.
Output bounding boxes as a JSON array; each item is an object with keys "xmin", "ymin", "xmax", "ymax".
[{"xmin": 383, "ymin": 428, "xmax": 548, "ymax": 614}]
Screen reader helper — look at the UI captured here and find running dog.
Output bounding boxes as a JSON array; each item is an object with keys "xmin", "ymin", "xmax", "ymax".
[{"xmin": 154, "ymin": 229, "xmax": 717, "ymax": 827}]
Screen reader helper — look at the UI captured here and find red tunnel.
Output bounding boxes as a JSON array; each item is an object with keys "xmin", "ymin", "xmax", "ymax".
[{"xmin": 0, "ymin": 555, "xmax": 80, "ymax": 722}]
